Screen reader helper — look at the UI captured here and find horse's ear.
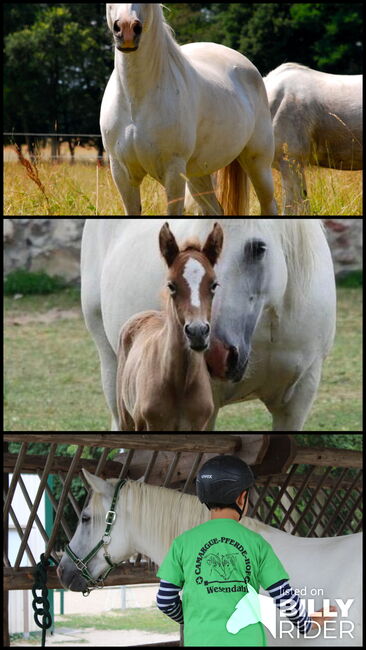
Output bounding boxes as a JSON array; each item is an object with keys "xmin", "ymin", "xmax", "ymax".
[
  {"xmin": 159, "ymin": 222, "xmax": 180, "ymax": 267},
  {"xmin": 82, "ymin": 468, "xmax": 94, "ymax": 483},
  {"xmin": 82, "ymin": 468, "xmax": 110, "ymax": 494},
  {"xmin": 202, "ymin": 222, "xmax": 224, "ymax": 266}
]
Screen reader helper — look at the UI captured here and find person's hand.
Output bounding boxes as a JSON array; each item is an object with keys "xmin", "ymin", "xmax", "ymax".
[{"xmin": 310, "ymin": 605, "xmax": 337, "ymax": 629}]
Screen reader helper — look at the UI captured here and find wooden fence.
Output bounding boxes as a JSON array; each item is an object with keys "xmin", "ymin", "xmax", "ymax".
[{"xmin": 3, "ymin": 434, "xmax": 362, "ymax": 645}]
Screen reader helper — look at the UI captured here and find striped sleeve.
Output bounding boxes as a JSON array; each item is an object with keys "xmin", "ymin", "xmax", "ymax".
[
  {"xmin": 266, "ymin": 579, "xmax": 312, "ymax": 634},
  {"xmin": 156, "ymin": 580, "xmax": 184, "ymax": 624}
]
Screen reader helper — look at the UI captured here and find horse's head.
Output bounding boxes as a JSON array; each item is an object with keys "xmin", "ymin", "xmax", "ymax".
[
  {"xmin": 106, "ymin": 3, "xmax": 157, "ymax": 53},
  {"xmin": 57, "ymin": 470, "xmax": 133, "ymax": 594},
  {"xmin": 159, "ymin": 222, "xmax": 224, "ymax": 352},
  {"xmin": 206, "ymin": 221, "xmax": 288, "ymax": 383}
]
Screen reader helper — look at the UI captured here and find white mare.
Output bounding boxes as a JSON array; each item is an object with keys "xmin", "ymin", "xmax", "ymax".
[
  {"xmin": 81, "ymin": 219, "xmax": 336, "ymax": 431},
  {"xmin": 100, "ymin": 3, "xmax": 277, "ymax": 216},
  {"xmin": 263, "ymin": 63, "xmax": 363, "ymax": 215},
  {"xmin": 58, "ymin": 474, "xmax": 362, "ymax": 646}
]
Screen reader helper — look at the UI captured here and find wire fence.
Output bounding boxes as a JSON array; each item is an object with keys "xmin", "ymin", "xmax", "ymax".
[{"xmin": 4, "ymin": 132, "xmax": 105, "ymax": 164}]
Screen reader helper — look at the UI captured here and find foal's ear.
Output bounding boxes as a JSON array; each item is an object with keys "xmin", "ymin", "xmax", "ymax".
[
  {"xmin": 202, "ymin": 223, "xmax": 224, "ymax": 266},
  {"xmin": 159, "ymin": 222, "xmax": 180, "ymax": 268}
]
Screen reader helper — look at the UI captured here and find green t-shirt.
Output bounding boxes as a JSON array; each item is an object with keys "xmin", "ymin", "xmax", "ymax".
[{"xmin": 157, "ymin": 518, "xmax": 289, "ymax": 647}]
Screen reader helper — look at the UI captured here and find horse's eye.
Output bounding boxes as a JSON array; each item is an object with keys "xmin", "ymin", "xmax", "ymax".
[
  {"xmin": 167, "ymin": 281, "xmax": 176, "ymax": 295},
  {"xmin": 82, "ymin": 514, "xmax": 90, "ymax": 523},
  {"xmin": 246, "ymin": 239, "xmax": 267, "ymax": 261},
  {"xmin": 211, "ymin": 282, "xmax": 220, "ymax": 294}
]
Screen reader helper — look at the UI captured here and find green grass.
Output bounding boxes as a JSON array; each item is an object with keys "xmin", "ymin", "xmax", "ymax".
[
  {"xmin": 54, "ymin": 607, "xmax": 179, "ymax": 633},
  {"xmin": 10, "ymin": 607, "xmax": 179, "ymax": 645},
  {"xmin": 4, "ymin": 287, "xmax": 362, "ymax": 431}
]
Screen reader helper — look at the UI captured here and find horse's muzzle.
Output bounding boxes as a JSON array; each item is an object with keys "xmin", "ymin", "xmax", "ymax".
[
  {"xmin": 117, "ymin": 44, "xmax": 139, "ymax": 53},
  {"xmin": 205, "ymin": 338, "xmax": 248, "ymax": 383},
  {"xmin": 185, "ymin": 322, "xmax": 210, "ymax": 352},
  {"xmin": 113, "ymin": 19, "xmax": 142, "ymax": 52},
  {"xmin": 226, "ymin": 346, "xmax": 248, "ymax": 383},
  {"xmin": 56, "ymin": 557, "xmax": 89, "ymax": 592}
]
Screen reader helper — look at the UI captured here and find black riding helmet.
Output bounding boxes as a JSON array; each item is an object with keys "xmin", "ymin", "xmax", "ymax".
[{"xmin": 196, "ymin": 455, "xmax": 255, "ymax": 520}]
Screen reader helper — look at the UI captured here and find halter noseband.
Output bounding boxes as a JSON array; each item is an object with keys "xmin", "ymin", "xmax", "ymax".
[{"xmin": 65, "ymin": 478, "xmax": 126, "ymax": 596}]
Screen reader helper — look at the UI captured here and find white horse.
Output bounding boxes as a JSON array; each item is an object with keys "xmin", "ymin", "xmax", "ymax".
[
  {"xmin": 81, "ymin": 219, "xmax": 336, "ymax": 431},
  {"xmin": 100, "ymin": 3, "xmax": 277, "ymax": 216},
  {"xmin": 57, "ymin": 473, "xmax": 362, "ymax": 646},
  {"xmin": 263, "ymin": 63, "xmax": 363, "ymax": 215}
]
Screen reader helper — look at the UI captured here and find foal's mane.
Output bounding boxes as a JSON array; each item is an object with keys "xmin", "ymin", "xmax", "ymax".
[{"xmin": 180, "ymin": 237, "xmax": 202, "ymax": 253}]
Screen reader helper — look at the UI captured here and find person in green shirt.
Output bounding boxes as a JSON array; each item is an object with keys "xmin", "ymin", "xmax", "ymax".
[{"xmin": 157, "ymin": 455, "xmax": 335, "ymax": 647}]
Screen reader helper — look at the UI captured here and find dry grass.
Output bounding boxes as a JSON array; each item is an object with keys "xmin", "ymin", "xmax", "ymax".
[{"xmin": 4, "ymin": 145, "xmax": 362, "ymax": 216}]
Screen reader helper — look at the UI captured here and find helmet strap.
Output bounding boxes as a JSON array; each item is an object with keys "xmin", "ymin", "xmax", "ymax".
[
  {"xmin": 205, "ymin": 491, "xmax": 249, "ymax": 521},
  {"xmin": 233, "ymin": 503, "xmax": 244, "ymax": 519},
  {"xmin": 236, "ymin": 490, "xmax": 249, "ymax": 521}
]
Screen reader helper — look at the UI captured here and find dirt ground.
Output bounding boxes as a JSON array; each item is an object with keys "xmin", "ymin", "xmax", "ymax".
[
  {"xmin": 12, "ymin": 627, "xmax": 179, "ymax": 647},
  {"xmin": 4, "ymin": 307, "xmax": 80, "ymax": 326}
]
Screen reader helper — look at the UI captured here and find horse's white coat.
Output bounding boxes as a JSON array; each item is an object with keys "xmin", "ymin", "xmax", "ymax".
[
  {"xmin": 59, "ymin": 476, "xmax": 362, "ymax": 647},
  {"xmin": 263, "ymin": 63, "xmax": 363, "ymax": 214},
  {"xmin": 100, "ymin": 3, "xmax": 277, "ymax": 215},
  {"xmin": 81, "ymin": 219, "xmax": 336, "ymax": 431}
]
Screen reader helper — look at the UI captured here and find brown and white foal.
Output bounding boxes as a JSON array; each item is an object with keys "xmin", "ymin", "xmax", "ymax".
[{"xmin": 116, "ymin": 222, "xmax": 224, "ymax": 431}]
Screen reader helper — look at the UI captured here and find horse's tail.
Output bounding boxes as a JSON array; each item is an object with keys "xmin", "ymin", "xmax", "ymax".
[{"xmin": 215, "ymin": 160, "xmax": 249, "ymax": 215}]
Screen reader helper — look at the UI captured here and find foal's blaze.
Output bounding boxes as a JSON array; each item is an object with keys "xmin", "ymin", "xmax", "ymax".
[{"xmin": 160, "ymin": 222, "xmax": 223, "ymax": 351}]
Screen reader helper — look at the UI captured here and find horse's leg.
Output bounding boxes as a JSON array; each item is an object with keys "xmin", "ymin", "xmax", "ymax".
[
  {"xmin": 97, "ymin": 343, "xmax": 119, "ymax": 430},
  {"xmin": 239, "ymin": 115, "xmax": 278, "ymax": 215},
  {"xmin": 81, "ymin": 285, "xmax": 120, "ymax": 430},
  {"xmin": 109, "ymin": 158, "xmax": 142, "ymax": 215},
  {"xmin": 239, "ymin": 153, "xmax": 277, "ymax": 215},
  {"xmin": 119, "ymin": 403, "xmax": 135, "ymax": 431},
  {"xmin": 267, "ymin": 360, "xmax": 323, "ymax": 431},
  {"xmin": 88, "ymin": 322, "xmax": 119, "ymax": 430},
  {"xmin": 146, "ymin": 423, "xmax": 175, "ymax": 431},
  {"xmin": 204, "ymin": 410, "xmax": 218, "ymax": 431},
  {"xmin": 186, "ymin": 176, "xmax": 223, "ymax": 216},
  {"xmin": 279, "ymin": 157, "xmax": 310, "ymax": 215},
  {"xmin": 164, "ymin": 158, "xmax": 187, "ymax": 215},
  {"xmin": 134, "ymin": 414, "xmax": 147, "ymax": 431},
  {"xmin": 184, "ymin": 184, "xmax": 201, "ymax": 215}
]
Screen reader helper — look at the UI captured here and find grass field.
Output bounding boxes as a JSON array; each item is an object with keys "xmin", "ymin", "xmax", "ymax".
[
  {"xmin": 4, "ymin": 287, "xmax": 362, "ymax": 431},
  {"xmin": 3, "ymin": 146, "xmax": 363, "ymax": 215}
]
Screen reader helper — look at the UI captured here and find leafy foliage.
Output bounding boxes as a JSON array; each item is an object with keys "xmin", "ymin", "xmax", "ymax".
[
  {"xmin": 4, "ymin": 3, "xmax": 362, "ymax": 139},
  {"xmin": 4, "ymin": 270, "xmax": 66, "ymax": 295},
  {"xmin": 7, "ymin": 441, "xmax": 121, "ymax": 547}
]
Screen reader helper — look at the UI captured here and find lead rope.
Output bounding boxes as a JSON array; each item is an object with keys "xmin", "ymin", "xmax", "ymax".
[{"xmin": 32, "ymin": 553, "xmax": 58, "ymax": 646}]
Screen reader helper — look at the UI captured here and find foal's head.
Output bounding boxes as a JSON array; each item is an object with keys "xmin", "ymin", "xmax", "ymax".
[{"xmin": 159, "ymin": 223, "xmax": 224, "ymax": 352}]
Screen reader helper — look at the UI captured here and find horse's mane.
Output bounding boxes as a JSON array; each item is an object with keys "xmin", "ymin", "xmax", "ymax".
[
  {"xmin": 280, "ymin": 219, "xmax": 325, "ymax": 300},
  {"xmin": 120, "ymin": 480, "xmax": 209, "ymax": 555},
  {"xmin": 150, "ymin": 5, "xmax": 187, "ymax": 80},
  {"xmin": 84, "ymin": 479, "xmax": 359, "ymax": 559},
  {"xmin": 112, "ymin": 480, "xmax": 277, "ymax": 561}
]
